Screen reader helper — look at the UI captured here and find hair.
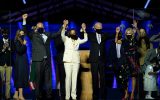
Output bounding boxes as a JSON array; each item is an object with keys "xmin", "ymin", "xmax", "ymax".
[
  {"xmin": 137, "ymin": 36, "xmax": 150, "ymax": 49},
  {"xmin": 15, "ymin": 29, "xmax": 24, "ymax": 44},
  {"xmin": 150, "ymin": 57, "xmax": 157, "ymax": 64},
  {"xmin": 67, "ymin": 28, "xmax": 77, "ymax": 36},
  {"xmin": 1, "ymin": 28, "xmax": 9, "ymax": 35},
  {"xmin": 137, "ymin": 28, "xmax": 147, "ymax": 39},
  {"xmin": 125, "ymin": 28, "xmax": 134, "ymax": 39},
  {"xmin": 93, "ymin": 22, "xmax": 102, "ymax": 29}
]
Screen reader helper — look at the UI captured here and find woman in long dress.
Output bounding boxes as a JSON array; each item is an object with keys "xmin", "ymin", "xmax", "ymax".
[{"xmin": 13, "ymin": 29, "xmax": 29, "ymax": 100}]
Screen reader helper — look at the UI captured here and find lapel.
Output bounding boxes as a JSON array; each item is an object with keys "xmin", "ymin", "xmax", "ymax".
[
  {"xmin": 35, "ymin": 33, "xmax": 45, "ymax": 45},
  {"xmin": 95, "ymin": 33, "xmax": 105, "ymax": 44},
  {"xmin": 94, "ymin": 33, "xmax": 100, "ymax": 44}
]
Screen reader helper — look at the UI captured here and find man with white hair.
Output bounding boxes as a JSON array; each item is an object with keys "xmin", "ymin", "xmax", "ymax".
[{"xmin": 85, "ymin": 22, "xmax": 115, "ymax": 100}]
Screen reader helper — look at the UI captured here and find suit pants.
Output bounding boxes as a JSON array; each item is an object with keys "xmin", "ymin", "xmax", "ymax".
[
  {"xmin": 0, "ymin": 65, "xmax": 12, "ymax": 98},
  {"xmin": 91, "ymin": 62, "xmax": 106, "ymax": 100},
  {"xmin": 64, "ymin": 63, "xmax": 79, "ymax": 99},
  {"xmin": 56, "ymin": 62, "xmax": 65, "ymax": 98},
  {"xmin": 32, "ymin": 58, "xmax": 52, "ymax": 98}
]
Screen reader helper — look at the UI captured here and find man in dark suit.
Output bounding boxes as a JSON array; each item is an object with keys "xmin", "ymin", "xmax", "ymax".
[
  {"xmin": 22, "ymin": 14, "xmax": 63, "ymax": 99},
  {"xmin": 53, "ymin": 28, "xmax": 65, "ymax": 100},
  {"xmin": 109, "ymin": 27, "xmax": 126, "ymax": 89},
  {"xmin": 85, "ymin": 22, "xmax": 115, "ymax": 100},
  {"xmin": 0, "ymin": 28, "xmax": 14, "ymax": 100}
]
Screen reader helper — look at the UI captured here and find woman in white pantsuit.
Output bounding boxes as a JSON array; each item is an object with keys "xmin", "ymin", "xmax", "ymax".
[{"xmin": 61, "ymin": 20, "xmax": 88, "ymax": 100}]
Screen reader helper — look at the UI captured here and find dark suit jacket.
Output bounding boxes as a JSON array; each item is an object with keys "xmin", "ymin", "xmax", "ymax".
[
  {"xmin": 109, "ymin": 40, "xmax": 126, "ymax": 66},
  {"xmin": 53, "ymin": 34, "xmax": 64, "ymax": 63},
  {"xmin": 88, "ymin": 32, "xmax": 115, "ymax": 63},
  {"xmin": 0, "ymin": 39, "xmax": 14, "ymax": 66},
  {"xmin": 23, "ymin": 25, "xmax": 62, "ymax": 61}
]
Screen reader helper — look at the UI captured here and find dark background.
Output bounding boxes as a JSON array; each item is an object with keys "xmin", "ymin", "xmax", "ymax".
[{"xmin": 0, "ymin": 0, "xmax": 160, "ymax": 23}]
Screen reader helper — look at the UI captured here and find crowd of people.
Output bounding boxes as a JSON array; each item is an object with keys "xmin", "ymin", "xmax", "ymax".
[{"xmin": 0, "ymin": 14, "xmax": 160, "ymax": 100}]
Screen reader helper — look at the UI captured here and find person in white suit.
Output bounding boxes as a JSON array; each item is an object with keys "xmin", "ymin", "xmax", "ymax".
[
  {"xmin": 144, "ymin": 57, "xmax": 158, "ymax": 99},
  {"xmin": 61, "ymin": 20, "xmax": 88, "ymax": 100}
]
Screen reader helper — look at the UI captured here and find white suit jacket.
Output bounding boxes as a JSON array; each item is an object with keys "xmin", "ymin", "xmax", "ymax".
[{"xmin": 61, "ymin": 30, "xmax": 88, "ymax": 63}]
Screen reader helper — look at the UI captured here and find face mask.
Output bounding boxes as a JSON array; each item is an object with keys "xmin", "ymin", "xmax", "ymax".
[
  {"xmin": 69, "ymin": 34, "xmax": 78, "ymax": 40},
  {"xmin": 3, "ymin": 34, "xmax": 8, "ymax": 39},
  {"xmin": 20, "ymin": 35, "xmax": 25, "ymax": 40},
  {"xmin": 95, "ymin": 29, "xmax": 102, "ymax": 34},
  {"xmin": 126, "ymin": 35, "xmax": 132, "ymax": 40},
  {"xmin": 37, "ymin": 28, "xmax": 44, "ymax": 34}
]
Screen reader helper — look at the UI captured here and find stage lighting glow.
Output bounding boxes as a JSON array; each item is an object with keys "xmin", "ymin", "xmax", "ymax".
[
  {"xmin": 144, "ymin": 0, "xmax": 151, "ymax": 9},
  {"xmin": 22, "ymin": 0, "xmax": 26, "ymax": 4}
]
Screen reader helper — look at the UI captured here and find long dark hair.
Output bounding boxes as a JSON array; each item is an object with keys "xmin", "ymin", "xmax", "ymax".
[
  {"xmin": 15, "ymin": 29, "xmax": 24, "ymax": 44},
  {"xmin": 137, "ymin": 36, "xmax": 150, "ymax": 49},
  {"xmin": 67, "ymin": 28, "xmax": 78, "ymax": 40}
]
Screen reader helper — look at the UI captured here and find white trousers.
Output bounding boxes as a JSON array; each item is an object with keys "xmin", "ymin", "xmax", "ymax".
[{"xmin": 64, "ymin": 63, "xmax": 79, "ymax": 99}]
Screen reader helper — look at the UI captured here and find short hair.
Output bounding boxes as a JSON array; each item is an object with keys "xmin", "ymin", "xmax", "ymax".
[
  {"xmin": 93, "ymin": 22, "xmax": 102, "ymax": 29},
  {"xmin": 1, "ymin": 28, "xmax": 9, "ymax": 35}
]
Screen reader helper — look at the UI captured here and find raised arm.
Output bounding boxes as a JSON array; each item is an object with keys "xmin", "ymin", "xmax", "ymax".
[
  {"xmin": 61, "ymin": 20, "xmax": 69, "ymax": 42},
  {"xmin": 50, "ymin": 26, "xmax": 63, "ymax": 39},
  {"xmin": 79, "ymin": 23, "xmax": 88, "ymax": 44},
  {"xmin": 150, "ymin": 33, "xmax": 160, "ymax": 42},
  {"xmin": 22, "ymin": 14, "xmax": 33, "ymax": 39},
  {"xmin": 115, "ymin": 26, "xmax": 122, "ymax": 43}
]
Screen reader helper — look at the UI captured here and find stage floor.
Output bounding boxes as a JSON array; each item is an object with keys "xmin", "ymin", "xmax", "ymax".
[{"xmin": 1, "ymin": 88, "xmax": 160, "ymax": 100}]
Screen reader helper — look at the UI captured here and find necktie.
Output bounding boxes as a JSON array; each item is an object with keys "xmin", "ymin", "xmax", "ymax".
[
  {"xmin": 98, "ymin": 34, "xmax": 101, "ymax": 44},
  {"xmin": 97, "ymin": 34, "xmax": 101, "ymax": 56}
]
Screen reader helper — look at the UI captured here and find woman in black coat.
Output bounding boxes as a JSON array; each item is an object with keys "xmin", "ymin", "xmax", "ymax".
[{"xmin": 13, "ymin": 29, "xmax": 29, "ymax": 100}]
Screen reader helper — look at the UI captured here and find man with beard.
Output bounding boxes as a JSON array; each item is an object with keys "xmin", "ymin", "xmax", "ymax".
[
  {"xmin": 61, "ymin": 20, "xmax": 88, "ymax": 100},
  {"xmin": 22, "ymin": 14, "xmax": 63, "ymax": 99},
  {"xmin": 0, "ymin": 28, "xmax": 14, "ymax": 100}
]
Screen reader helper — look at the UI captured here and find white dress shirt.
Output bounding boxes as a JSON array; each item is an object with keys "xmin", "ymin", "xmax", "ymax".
[
  {"xmin": 96, "ymin": 33, "xmax": 101, "ymax": 56},
  {"xmin": 3, "ymin": 38, "xmax": 8, "ymax": 44},
  {"xmin": 116, "ymin": 43, "xmax": 121, "ymax": 58},
  {"xmin": 41, "ymin": 33, "xmax": 48, "ymax": 43}
]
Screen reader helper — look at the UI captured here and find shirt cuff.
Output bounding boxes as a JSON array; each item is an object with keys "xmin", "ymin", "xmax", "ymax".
[
  {"xmin": 80, "ymin": 28, "xmax": 86, "ymax": 33},
  {"xmin": 23, "ymin": 20, "xmax": 26, "ymax": 25}
]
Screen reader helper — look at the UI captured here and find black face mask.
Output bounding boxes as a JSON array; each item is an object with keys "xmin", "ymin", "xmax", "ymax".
[
  {"xmin": 20, "ymin": 35, "xmax": 25, "ymax": 40},
  {"xmin": 37, "ymin": 28, "xmax": 44, "ymax": 34},
  {"xmin": 3, "ymin": 35, "xmax": 8, "ymax": 39},
  {"xmin": 126, "ymin": 35, "xmax": 132, "ymax": 40},
  {"xmin": 69, "ymin": 35, "xmax": 78, "ymax": 40},
  {"xmin": 95, "ymin": 29, "xmax": 102, "ymax": 34}
]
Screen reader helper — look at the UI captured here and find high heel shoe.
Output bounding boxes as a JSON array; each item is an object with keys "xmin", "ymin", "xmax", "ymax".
[
  {"xmin": 13, "ymin": 94, "xmax": 19, "ymax": 100},
  {"xmin": 130, "ymin": 93, "xmax": 134, "ymax": 100},
  {"xmin": 18, "ymin": 96, "xmax": 25, "ymax": 100},
  {"xmin": 122, "ymin": 94, "xmax": 128, "ymax": 100}
]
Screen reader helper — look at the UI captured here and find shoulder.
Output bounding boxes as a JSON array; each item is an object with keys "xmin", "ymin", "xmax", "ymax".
[
  {"xmin": 146, "ymin": 65, "xmax": 153, "ymax": 70},
  {"xmin": 148, "ymin": 48, "xmax": 155, "ymax": 53}
]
